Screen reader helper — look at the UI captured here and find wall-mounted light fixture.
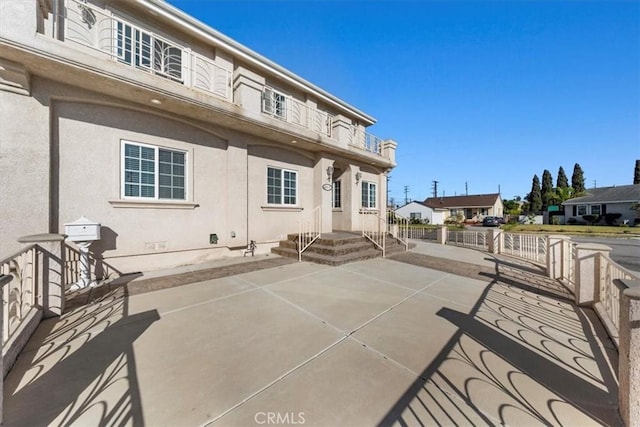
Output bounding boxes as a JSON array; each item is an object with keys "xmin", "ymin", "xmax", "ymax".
[
  {"xmin": 355, "ymin": 172, "xmax": 362, "ymax": 184},
  {"xmin": 326, "ymin": 165, "xmax": 334, "ymax": 182}
]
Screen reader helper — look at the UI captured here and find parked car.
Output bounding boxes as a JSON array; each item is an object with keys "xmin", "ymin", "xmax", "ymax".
[{"xmin": 482, "ymin": 216, "xmax": 502, "ymax": 227}]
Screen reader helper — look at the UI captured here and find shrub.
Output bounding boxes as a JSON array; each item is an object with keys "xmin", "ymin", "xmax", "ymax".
[
  {"xmin": 604, "ymin": 213, "xmax": 622, "ymax": 225},
  {"xmin": 582, "ymin": 215, "xmax": 599, "ymax": 225},
  {"xmin": 550, "ymin": 216, "xmax": 560, "ymax": 225}
]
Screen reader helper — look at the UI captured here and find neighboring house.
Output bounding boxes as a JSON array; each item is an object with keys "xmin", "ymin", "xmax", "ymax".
[
  {"xmin": 562, "ymin": 184, "xmax": 640, "ymax": 225},
  {"xmin": 423, "ymin": 193, "xmax": 504, "ymax": 223},
  {"xmin": 0, "ymin": 0, "xmax": 397, "ymax": 272},
  {"xmin": 394, "ymin": 201, "xmax": 447, "ymax": 224}
]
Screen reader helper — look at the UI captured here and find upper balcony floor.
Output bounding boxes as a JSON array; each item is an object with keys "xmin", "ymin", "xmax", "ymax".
[{"xmin": 0, "ymin": 0, "xmax": 396, "ymax": 167}]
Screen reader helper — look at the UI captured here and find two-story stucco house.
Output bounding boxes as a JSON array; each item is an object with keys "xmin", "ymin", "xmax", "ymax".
[{"xmin": 0, "ymin": 0, "xmax": 397, "ymax": 272}]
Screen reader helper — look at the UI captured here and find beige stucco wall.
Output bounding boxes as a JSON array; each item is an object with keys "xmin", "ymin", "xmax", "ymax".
[
  {"xmin": 0, "ymin": 1, "xmax": 397, "ymax": 272},
  {"xmin": 0, "ymin": 86, "xmax": 51, "ymax": 257}
]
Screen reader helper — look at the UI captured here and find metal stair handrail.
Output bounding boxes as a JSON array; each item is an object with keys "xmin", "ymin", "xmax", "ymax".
[
  {"xmin": 362, "ymin": 211, "xmax": 386, "ymax": 257},
  {"xmin": 298, "ymin": 206, "xmax": 322, "ymax": 261}
]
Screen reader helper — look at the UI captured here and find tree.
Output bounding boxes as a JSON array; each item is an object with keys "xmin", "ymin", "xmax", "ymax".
[
  {"xmin": 541, "ymin": 169, "xmax": 554, "ymax": 210},
  {"xmin": 557, "ymin": 166, "xmax": 569, "ymax": 189},
  {"xmin": 503, "ymin": 198, "xmax": 522, "ymax": 217},
  {"xmin": 571, "ymin": 163, "xmax": 585, "ymax": 194},
  {"xmin": 526, "ymin": 175, "xmax": 542, "ymax": 214},
  {"xmin": 554, "ymin": 186, "xmax": 574, "ymax": 203},
  {"xmin": 634, "ymin": 160, "xmax": 640, "ymax": 185}
]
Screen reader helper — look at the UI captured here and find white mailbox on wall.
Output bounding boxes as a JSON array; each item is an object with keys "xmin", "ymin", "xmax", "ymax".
[
  {"xmin": 64, "ymin": 216, "xmax": 101, "ymax": 242},
  {"xmin": 64, "ymin": 216, "xmax": 101, "ymax": 290}
]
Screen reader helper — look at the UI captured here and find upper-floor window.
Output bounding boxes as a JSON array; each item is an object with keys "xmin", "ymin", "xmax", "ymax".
[
  {"xmin": 262, "ymin": 87, "xmax": 287, "ymax": 120},
  {"xmin": 332, "ymin": 180, "xmax": 341, "ymax": 209},
  {"xmin": 267, "ymin": 167, "xmax": 297, "ymax": 205},
  {"xmin": 122, "ymin": 141, "xmax": 186, "ymax": 200},
  {"xmin": 116, "ymin": 21, "xmax": 182, "ymax": 81},
  {"xmin": 361, "ymin": 181, "xmax": 377, "ymax": 209}
]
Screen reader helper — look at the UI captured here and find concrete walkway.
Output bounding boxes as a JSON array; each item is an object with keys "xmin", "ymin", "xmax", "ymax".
[{"xmin": 3, "ymin": 243, "xmax": 621, "ymax": 426}]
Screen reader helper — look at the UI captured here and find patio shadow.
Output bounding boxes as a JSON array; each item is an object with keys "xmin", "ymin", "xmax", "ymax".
[{"xmin": 3, "ymin": 293, "xmax": 158, "ymax": 427}]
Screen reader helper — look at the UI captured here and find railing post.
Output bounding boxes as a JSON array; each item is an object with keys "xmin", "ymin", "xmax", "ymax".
[
  {"xmin": 619, "ymin": 279, "xmax": 640, "ymax": 427},
  {"xmin": 487, "ymin": 228, "xmax": 503, "ymax": 254},
  {"xmin": 17, "ymin": 234, "xmax": 66, "ymax": 317},
  {"xmin": 0, "ymin": 274, "xmax": 11, "ymax": 424},
  {"xmin": 574, "ymin": 243, "xmax": 612, "ymax": 307},
  {"xmin": 547, "ymin": 235, "xmax": 566, "ymax": 279},
  {"xmin": 437, "ymin": 225, "xmax": 448, "ymax": 245}
]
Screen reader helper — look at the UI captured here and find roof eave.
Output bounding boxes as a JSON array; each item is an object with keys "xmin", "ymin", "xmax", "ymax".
[{"xmin": 137, "ymin": 0, "xmax": 377, "ymax": 126}]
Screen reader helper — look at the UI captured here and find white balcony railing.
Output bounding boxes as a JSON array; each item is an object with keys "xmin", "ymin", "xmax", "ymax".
[
  {"xmin": 448, "ymin": 230, "xmax": 488, "ymax": 250},
  {"xmin": 262, "ymin": 87, "xmax": 333, "ymax": 137},
  {"xmin": 598, "ymin": 254, "xmax": 635, "ymax": 336},
  {"xmin": 349, "ymin": 126, "xmax": 383, "ymax": 156},
  {"xmin": 62, "ymin": 0, "xmax": 231, "ymax": 100},
  {"xmin": 503, "ymin": 233, "xmax": 547, "ymax": 264},
  {"xmin": 0, "ymin": 246, "xmax": 38, "ymax": 347},
  {"xmin": 59, "ymin": 1, "xmax": 390, "ymax": 156}
]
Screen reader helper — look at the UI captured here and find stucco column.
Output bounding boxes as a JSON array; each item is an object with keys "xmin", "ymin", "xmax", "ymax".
[
  {"xmin": 547, "ymin": 235, "xmax": 567, "ymax": 279},
  {"xmin": 331, "ymin": 115, "xmax": 353, "ymax": 149},
  {"xmin": 313, "ymin": 157, "xmax": 334, "ymax": 233},
  {"xmin": 17, "ymin": 233, "xmax": 66, "ymax": 317},
  {"xmin": 561, "ymin": 238, "xmax": 575, "ymax": 282},
  {"xmin": 437, "ymin": 225, "xmax": 448, "ymax": 244},
  {"xmin": 382, "ymin": 139, "xmax": 397, "ymax": 165},
  {"xmin": 232, "ymin": 66, "xmax": 266, "ymax": 120},
  {"xmin": 487, "ymin": 228, "xmax": 503, "ymax": 254},
  {"xmin": 619, "ymin": 279, "xmax": 640, "ymax": 427},
  {"xmin": 574, "ymin": 243, "xmax": 612, "ymax": 306}
]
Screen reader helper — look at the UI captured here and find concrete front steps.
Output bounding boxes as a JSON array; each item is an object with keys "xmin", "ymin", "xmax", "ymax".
[{"xmin": 271, "ymin": 231, "xmax": 409, "ymax": 266}]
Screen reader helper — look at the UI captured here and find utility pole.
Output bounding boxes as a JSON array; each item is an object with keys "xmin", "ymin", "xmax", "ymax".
[
  {"xmin": 431, "ymin": 180, "xmax": 439, "ymax": 198},
  {"xmin": 404, "ymin": 185, "xmax": 410, "ymax": 205},
  {"xmin": 465, "ymin": 181, "xmax": 468, "ymax": 196}
]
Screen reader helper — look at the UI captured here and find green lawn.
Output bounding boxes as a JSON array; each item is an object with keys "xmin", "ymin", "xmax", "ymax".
[{"xmin": 501, "ymin": 223, "xmax": 640, "ymax": 236}]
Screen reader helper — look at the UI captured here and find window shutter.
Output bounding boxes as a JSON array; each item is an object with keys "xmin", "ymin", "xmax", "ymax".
[
  {"xmin": 573, "ymin": 206, "xmax": 576, "ymax": 216},
  {"xmin": 263, "ymin": 88, "xmax": 274, "ymax": 114}
]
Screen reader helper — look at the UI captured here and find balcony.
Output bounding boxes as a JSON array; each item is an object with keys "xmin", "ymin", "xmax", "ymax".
[
  {"xmin": 261, "ymin": 87, "xmax": 333, "ymax": 137},
  {"xmin": 62, "ymin": 0, "xmax": 231, "ymax": 101},
  {"xmin": 54, "ymin": 0, "xmax": 389, "ymax": 159},
  {"xmin": 260, "ymin": 87, "xmax": 386, "ymax": 156}
]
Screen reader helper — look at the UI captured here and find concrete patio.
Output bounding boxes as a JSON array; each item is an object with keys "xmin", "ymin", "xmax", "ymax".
[{"xmin": 2, "ymin": 243, "xmax": 621, "ymax": 426}]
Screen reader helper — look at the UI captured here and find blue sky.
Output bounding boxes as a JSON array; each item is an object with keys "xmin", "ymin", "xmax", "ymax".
[{"xmin": 167, "ymin": 0, "xmax": 639, "ymax": 205}]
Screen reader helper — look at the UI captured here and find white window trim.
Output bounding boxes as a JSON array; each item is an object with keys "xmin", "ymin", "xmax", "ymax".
[
  {"xmin": 361, "ymin": 181, "xmax": 377, "ymax": 209},
  {"xmin": 262, "ymin": 86, "xmax": 288, "ymax": 120},
  {"xmin": 113, "ymin": 18, "xmax": 184, "ymax": 82},
  {"xmin": 120, "ymin": 140, "xmax": 188, "ymax": 201},
  {"xmin": 332, "ymin": 180, "xmax": 342, "ymax": 210},
  {"xmin": 266, "ymin": 166, "xmax": 298, "ymax": 206}
]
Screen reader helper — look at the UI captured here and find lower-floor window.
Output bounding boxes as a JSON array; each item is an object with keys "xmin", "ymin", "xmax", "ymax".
[
  {"xmin": 122, "ymin": 141, "xmax": 186, "ymax": 200},
  {"xmin": 577, "ymin": 205, "xmax": 587, "ymax": 215},
  {"xmin": 333, "ymin": 180, "xmax": 341, "ymax": 208},
  {"xmin": 410, "ymin": 212, "xmax": 421, "ymax": 219},
  {"xmin": 590, "ymin": 205, "xmax": 601, "ymax": 215},
  {"xmin": 361, "ymin": 181, "xmax": 376, "ymax": 209},
  {"xmin": 267, "ymin": 167, "xmax": 297, "ymax": 205}
]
